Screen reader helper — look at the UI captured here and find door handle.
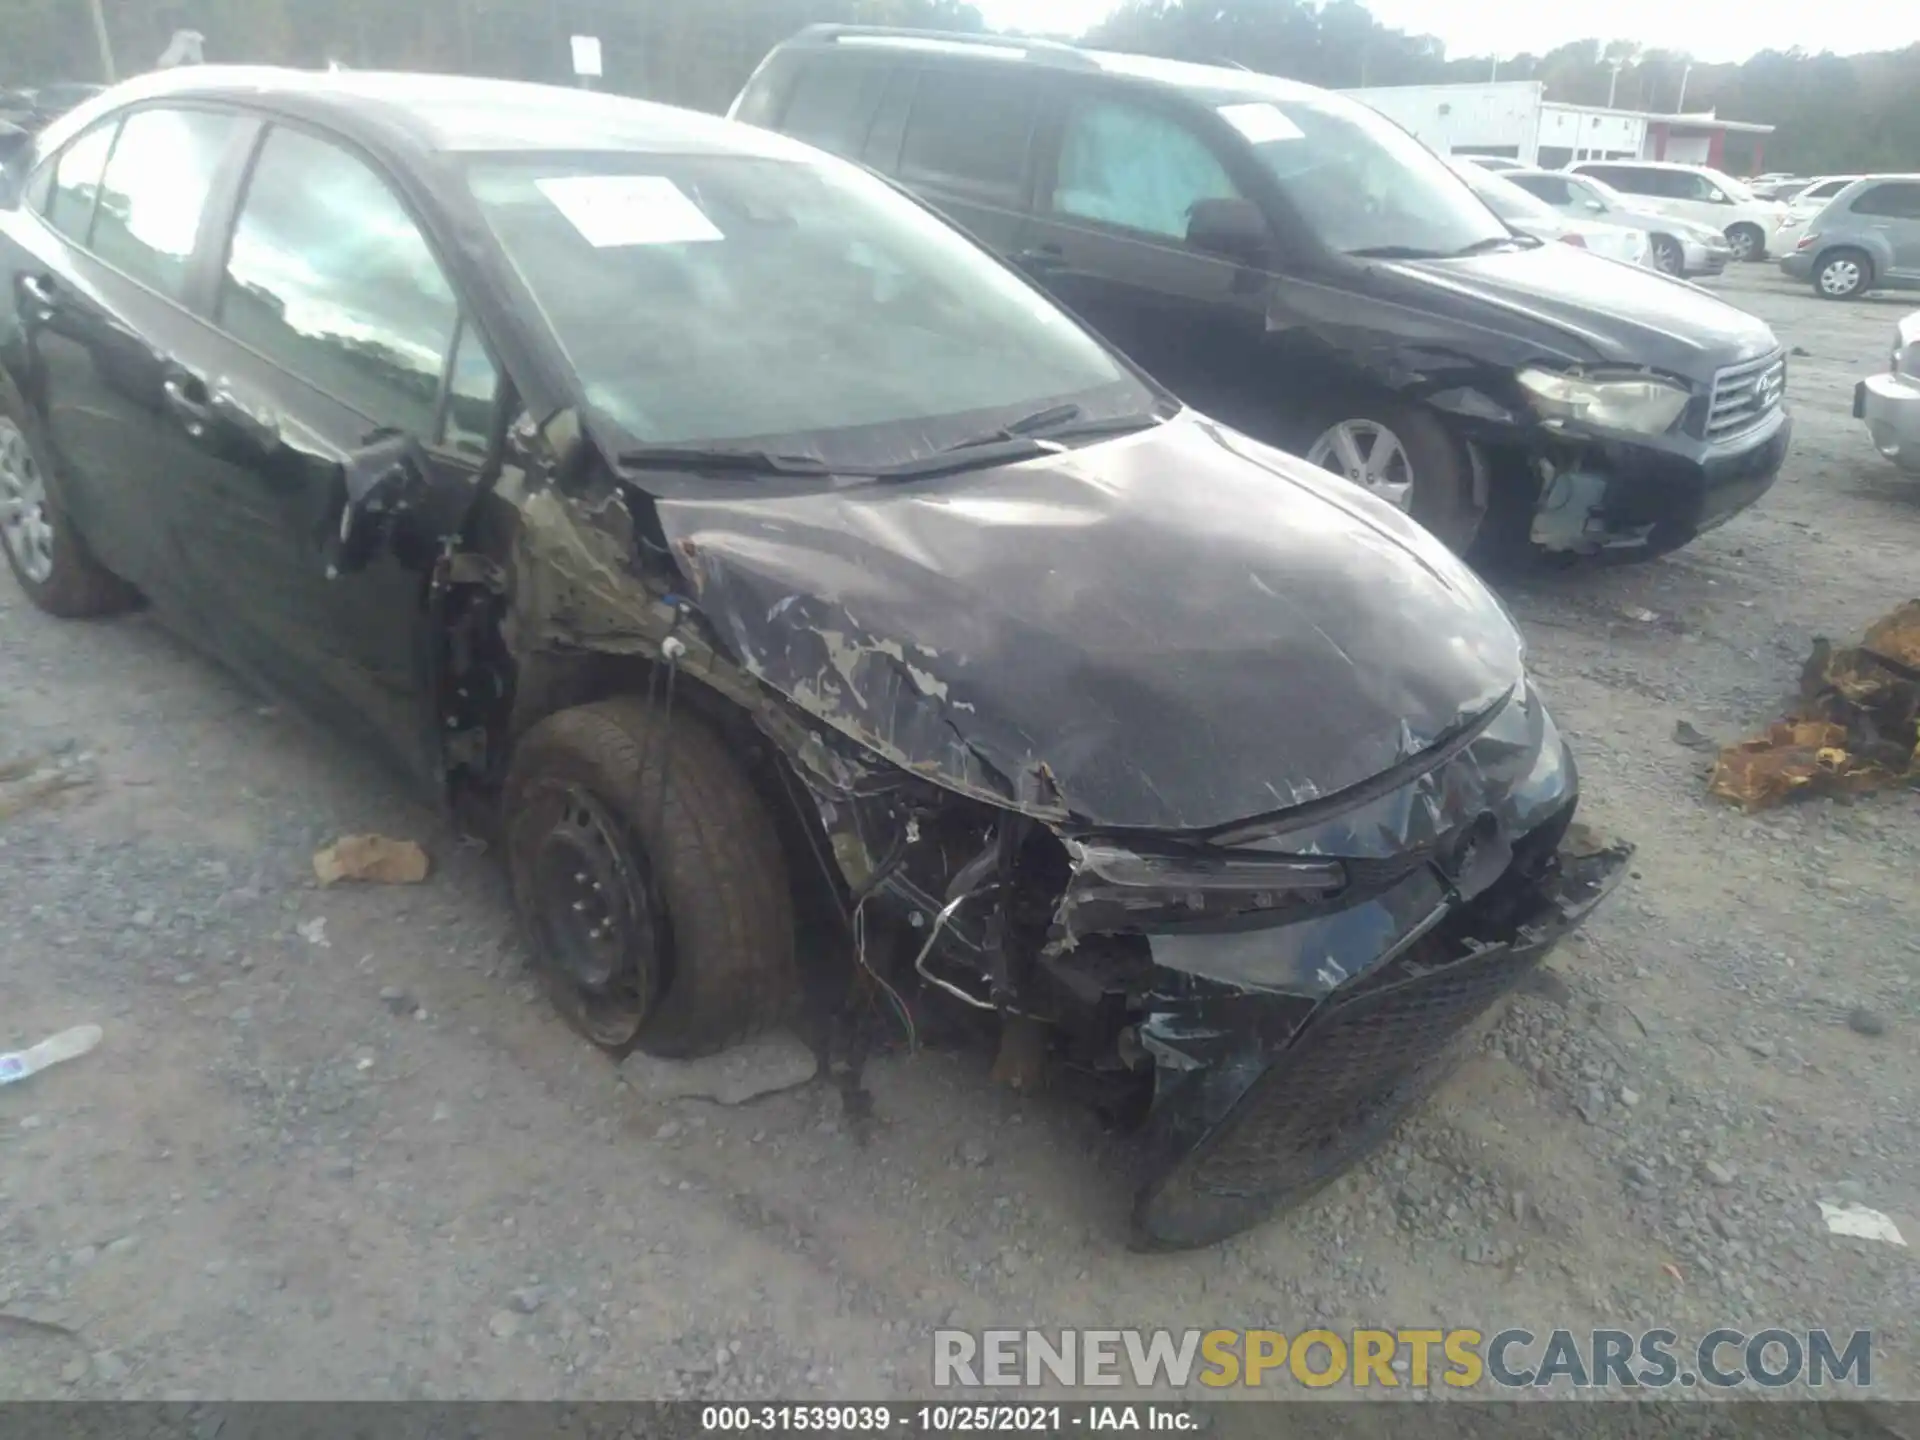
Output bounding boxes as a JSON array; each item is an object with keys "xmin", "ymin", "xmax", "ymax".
[
  {"xmin": 161, "ymin": 372, "xmax": 214, "ymax": 439},
  {"xmin": 1013, "ymin": 244, "xmax": 1066, "ymax": 274},
  {"xmin": 19, "ymin": 274, "xmax": 57, "ymax": 317},
  {"xmin": 210, "ymin": 383, "xmax": 280, "ymax": 452}
]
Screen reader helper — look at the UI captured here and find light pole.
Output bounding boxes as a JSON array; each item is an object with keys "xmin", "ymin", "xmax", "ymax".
[
  {"xmin": 1675, "ymin": 63, "xmax": 1693, "ymax": 112},
  {"xmin": 1607, "ymin": 62, "xmax": 1623, "ymax": 108},
  {"xmin": 86, "ymin": 0, "xmax": 117, "ymax": 82}
]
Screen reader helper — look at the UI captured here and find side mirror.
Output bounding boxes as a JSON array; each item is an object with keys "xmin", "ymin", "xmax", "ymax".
[
  {"xmin": 1186, "ymin": 197, "xmax": 1269, "ymax": 260},
  {"xmin": 1707, "ymin": 188, "xmax": 1728, "ymax": 204},
  {"xmin": 325, "ymin": 431, "xmax": 430, "ymax": 578},
  {"xmin": 1585, "ymin": 199, "xmax": 1606, "ymax": 213}
]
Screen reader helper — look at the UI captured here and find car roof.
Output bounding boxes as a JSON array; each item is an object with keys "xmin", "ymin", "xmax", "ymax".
[{"xmin": 44, "ymin": 65, "xmax": 813, "ymax": 160}]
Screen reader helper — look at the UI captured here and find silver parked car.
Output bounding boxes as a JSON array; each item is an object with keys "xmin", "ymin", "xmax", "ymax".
[
  {"xmin": 1856, "ymin": 310, "xmax": 1920, "ymax": 473},
  {"xmin": 1505, "ymin": 168, "xmax": 1732, "ymax": 277},
  {"xmin": 1779, "ymin": 175, "xmax": 1920, "ymax": 300}
]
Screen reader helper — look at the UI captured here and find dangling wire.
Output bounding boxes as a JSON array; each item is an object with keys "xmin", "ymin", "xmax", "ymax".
[
  {"xmin": 649, "ymin": 632, "xmax": 686, "ymax": 848},
  {"xmin": 853, "ymin": 896, "xmax": 918, "ymax": 1053}
]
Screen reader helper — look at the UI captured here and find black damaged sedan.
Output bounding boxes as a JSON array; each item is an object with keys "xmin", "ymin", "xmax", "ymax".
[{"xmin": 0, "ymin": 69, "xmax": 1628, "ymax": 1247}]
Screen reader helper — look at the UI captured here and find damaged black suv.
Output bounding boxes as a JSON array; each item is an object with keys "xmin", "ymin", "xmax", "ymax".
[
  {"xmin": 734, "ymin": 28, "xmax": 1791, "ymax": 560},
  {"xmin": 0, "ymin": 68, "xmax": 1628, "ymax": 1248}
]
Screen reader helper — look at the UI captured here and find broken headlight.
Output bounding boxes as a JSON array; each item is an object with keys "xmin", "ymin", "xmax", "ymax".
[
  {"xmin": 1518, "ymin": 367, "xmax": 1689, "ymax": 436},
  {"xmin": 1059, "ymin": 842, "xmax": 1347, "ymax": 930},
  {"xmin": 1071, "ymin": 843, "xmax": 1344, "ymax": 895}
]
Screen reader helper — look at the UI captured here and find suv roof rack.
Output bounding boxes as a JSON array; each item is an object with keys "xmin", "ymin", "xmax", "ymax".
[{"xmin": 793, "ymin": 23, "xmax": 1100, "ymax": 70}]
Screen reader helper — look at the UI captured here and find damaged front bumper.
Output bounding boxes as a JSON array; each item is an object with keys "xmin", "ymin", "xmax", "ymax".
[
  {"xmin": 1126, "ymin": 829, "xmax": 1630, "ymax": 1250},
  {"xmin": 1524, "ymin": 405, "xmax": 1790, "ymax": 556}
]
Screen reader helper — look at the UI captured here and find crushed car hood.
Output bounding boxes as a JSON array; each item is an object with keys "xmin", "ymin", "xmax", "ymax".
[
  {"xmin": 1373, "ymin": 243, "xmax": 1779, "ymax": 374},
  {"xmin": 652, "ymin": 416, "xmax": 1524, "ymax": 833}
]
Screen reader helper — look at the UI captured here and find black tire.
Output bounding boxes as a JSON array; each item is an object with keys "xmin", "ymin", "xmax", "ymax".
[
  {"xmin": 1300, "ymin": 396, "xmax": 1482, "ymax": 553},
  {"xmin": 503, "ymin": 696, "xmax": 796, "ymax": 1059},
  {"xmin": 1725, "ymin": 223, "xmax": 1766, "ymax": 263},
  {"xmin": 0, "ymin": 387, "xmax": 138, "ymax": 618},
  {"xmin": 1649, "ymin": 233, "xmax": 1685, "ymax": 276},
  {"xmin": 1812, "ymin": 248, "xmax": 1873, "ymax": 301}
]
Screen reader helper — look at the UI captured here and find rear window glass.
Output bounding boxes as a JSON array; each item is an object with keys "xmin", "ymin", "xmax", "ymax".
[
  {"xmin": 1852, "ymin": 182, "xmax": 1920, "ymax": 219},
  {"xmin": 43, "ymin": 119, "xmax": 116, "ymax": 242},
  {"xmin": 897, "ymin": 67, "xmax": 1036, "ymax": 202},
  {"xmin": 91, "ymin": 107, "xmax": 239, "ymax": 300}
]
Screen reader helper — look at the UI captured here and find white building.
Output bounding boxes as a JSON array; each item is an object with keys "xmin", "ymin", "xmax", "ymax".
[{"xmin": 1341, "ymin": 81, "xmax": 1774, "ymax": 174}]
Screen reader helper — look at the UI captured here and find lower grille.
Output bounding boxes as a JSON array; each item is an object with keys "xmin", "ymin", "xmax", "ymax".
[
  {"xmin": 1188, "ymin": 939, "xmax": 1540, "ymax": 1198},
  {"xmin": 1706, "ymin": 351, "xmax": 1786, "ymax": 441}
]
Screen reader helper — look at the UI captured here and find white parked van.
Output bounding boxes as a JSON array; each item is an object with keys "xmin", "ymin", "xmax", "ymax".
[{"xmin": 1566, "ymin": 160, "xmax": 1789, "ymax": 262}]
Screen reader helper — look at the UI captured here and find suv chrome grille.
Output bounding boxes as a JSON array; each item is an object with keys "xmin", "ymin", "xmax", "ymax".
[{"xmin": 1707, "ymin": 351, "xmax": 1786, "ymax": 441}]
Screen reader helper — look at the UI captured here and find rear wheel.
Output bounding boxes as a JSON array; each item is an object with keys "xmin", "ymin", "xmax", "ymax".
[
  {"xmin": 1649, "ymin": 234, "xmax": 1685, "ymax": 275},
  {"xmin": 1813, "ymin": 249, "xmax": 1872, "ymax": 300},
  {"xmin": 503, "ymin": 697, "xmax": 796, "ymax": 1058},
  {"xmin": 1302, "ymin": 398, "xmax": 1482, "ymax": 553},
  {"xmin": 0, "ymin": 400, "xmax": 138, "ymax": 618},
  {"xmin": 1725, "ymin": 223, "xmax": 1766, "ymax": 262}
]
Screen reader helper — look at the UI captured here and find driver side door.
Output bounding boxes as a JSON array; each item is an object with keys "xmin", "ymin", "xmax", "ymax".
[
  {"xmin": 177, "ymin": 120, "xmax": 500, "ymax": 791},
  {"xmin": 1019, "ymin": 86, "xmax": 1276, "ymax": 436}
]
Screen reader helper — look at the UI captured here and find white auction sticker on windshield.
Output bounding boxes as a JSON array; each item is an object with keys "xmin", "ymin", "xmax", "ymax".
[
  {"xmin": 1217, "ymin": 102, "xmax": 1304, "ymax": 144},
  {"xmin": 536, "ymin": 175, "xmax": 724, "ymax": 247}
]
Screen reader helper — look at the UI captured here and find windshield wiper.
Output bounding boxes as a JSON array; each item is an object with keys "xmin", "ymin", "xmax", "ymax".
[
  {"xmin": 1345, "ymin": 244, "xmax": 1450, "ymax": 259},
  {"xmin": 1452, "ymin": 234, "xmax": 1532, "ymax": 255},
  {"xmin": 615, "ymin": 445, "xmax": 839, "ymax": 477},
  {"xmin": 941, "ymin": 402, "xmax": 1087, "ymax": 452},
  {"xmin": 877, "ymin": 408, "xmax": 1169, "ymax": 480}
]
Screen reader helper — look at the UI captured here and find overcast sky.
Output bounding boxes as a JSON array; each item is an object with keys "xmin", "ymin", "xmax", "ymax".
[{"xmin": 980, "ymin": 0, "xmax": 1920, "ymax": 64}]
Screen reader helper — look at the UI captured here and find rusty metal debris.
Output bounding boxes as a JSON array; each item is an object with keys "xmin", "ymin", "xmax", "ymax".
[
  {"xmin": 312, "ymin": 836, "xmax": 431, "ymax": 887},
  {"xmin": 1710, "ymin": 601, "xmax": 1920, "ymax": 811}
]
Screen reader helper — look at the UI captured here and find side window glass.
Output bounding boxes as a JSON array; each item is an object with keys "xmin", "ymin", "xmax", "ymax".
[
  {"xmin": 440, "ymin": 320, "xmax": 498, "ymax": 458},
  {"xmin": 43, "ymin": 120, "xmax": 117, "ymax": 242},
  {"xmin": 24, "ymin": 159, "xmax": 55, "ymax": 215},
  {"xmin": 220, "ymin": 125, "xmax": 458, "ymax": 436},
  {"xmin": 780, "ymin": 57, "xmax": 890, "ymax": 160},
  {"xmin": 1678, "ymin": 173, "xmax": 1713, "ymax": 201},
  {"xmin": 898, "ymin": 67, "xmax": 1037, "ymax": 203},
  {"xmin": 91, "ymin": 108, "xmax": 239, "ymax": 300},
  {"xmin": 1051, "ymin": 99, "xmax": 1241, "ymax": 241},
  {"xmin": 1521, "ymin": 175, "xmax": 1570, "ymax": 205},
  {"xmin": 1854, "ymin": 183, "xmax": 1920, "ymax": 219}
]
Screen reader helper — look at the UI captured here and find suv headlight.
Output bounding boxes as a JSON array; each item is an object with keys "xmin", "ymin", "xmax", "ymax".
[{"xmin": 1517, "ymin": 367, "xmax": 1690, "ymax": 435}]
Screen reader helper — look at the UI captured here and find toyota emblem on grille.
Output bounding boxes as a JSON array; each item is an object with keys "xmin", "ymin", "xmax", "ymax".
[{"xmin": 1757, "ymin": 366, "xmax": 1784, "ymax": 410}]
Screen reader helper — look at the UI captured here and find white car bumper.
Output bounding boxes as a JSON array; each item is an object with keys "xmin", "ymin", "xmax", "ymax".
[{"xmin": 1857, "ymin": 371, "xmax": 1920, "ymax": 475}]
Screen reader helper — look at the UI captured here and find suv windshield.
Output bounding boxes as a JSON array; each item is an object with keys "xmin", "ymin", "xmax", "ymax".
[
  {"xmin": 1212, "ymin": 91, "xmax": 1509, "ymax": 257},
  {"xmin": 468, "ymin": 151, "xmax": 1154, "ymax": 468}
]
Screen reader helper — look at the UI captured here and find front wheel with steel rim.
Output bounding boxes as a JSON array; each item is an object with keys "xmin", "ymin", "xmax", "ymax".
[
  {"xmin": 1650, "ymin": 234, "xmax": 1685, "ymax": 275},
  {"xmin": 0, "ymin": 398, "xmax": 137, "ymax": 618},
  {"xmin": 1814, "ymin": 250, "xmax": 1871, "ymax": 300},
  {"xmin": 1300, "ymin": 399, "xmax": 1481, "ymax": 554},
  {"xmin": 503, "ymin": 697, "xmax": 796, "ymax": 1059}
]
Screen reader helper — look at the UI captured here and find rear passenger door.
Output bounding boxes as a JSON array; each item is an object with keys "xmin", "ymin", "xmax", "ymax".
[
  {"xmin": 1850, "ymin": 182, "xmax": 1920, "ymax": 279},
  {"xmin": 1019, "ymin": 85, "xmax": 1275, "ymax": 431},
  {"xmin": 870, "ymin": 63, "xmax": 1039, "ymax": 253},
  {"xmin": 182, "ymin": 121, "xmax": 500, "ymax": 790},
  {"xmin": 6, "ymin": 106, "xmax": 253, "ymax": 605}
]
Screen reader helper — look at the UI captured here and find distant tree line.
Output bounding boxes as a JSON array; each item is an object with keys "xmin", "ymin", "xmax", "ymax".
[{"xmin": 4, "ymin": 0, "xmax": 1914, "ymax": 173}]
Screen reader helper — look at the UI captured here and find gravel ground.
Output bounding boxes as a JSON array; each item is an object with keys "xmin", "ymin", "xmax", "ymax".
[{"xmin": 1, "ymin": 264, "xmax": 1916, "ymax": 1417}]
